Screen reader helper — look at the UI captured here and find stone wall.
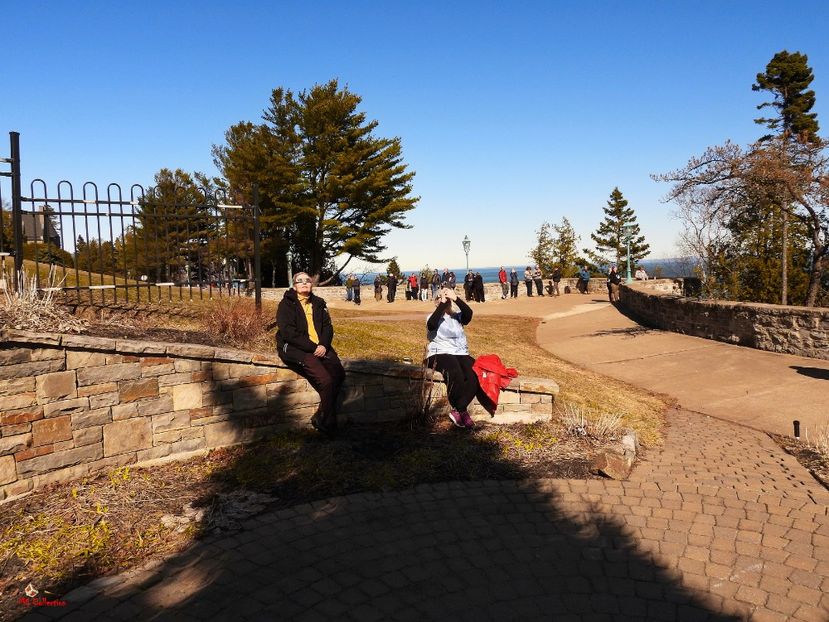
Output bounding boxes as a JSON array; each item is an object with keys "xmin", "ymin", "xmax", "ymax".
[
  {"xmin": 619, "ymin": 283, "xmax": 829, "ymax": 360},
  {"xmin": 0, "ymin": 330, "xmax": 558, "ymax": 501}
]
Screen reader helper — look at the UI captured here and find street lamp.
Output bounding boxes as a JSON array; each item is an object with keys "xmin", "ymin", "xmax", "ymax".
[
  {"xmin": 622, "ymin": 224, "xmax": 635, "ymax": 284},
  {"xmin": 286, "ymin": 248, "xmax": 293, "ymax": 286},
  {"xmin": 462, "ymin": 235, "xmax": 471, "ymax": 272}
]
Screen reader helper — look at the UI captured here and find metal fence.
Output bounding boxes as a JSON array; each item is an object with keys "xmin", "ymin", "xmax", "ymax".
[{"xmin": 1, "ymin": 132, "xmax": 262, "ymax": 308}]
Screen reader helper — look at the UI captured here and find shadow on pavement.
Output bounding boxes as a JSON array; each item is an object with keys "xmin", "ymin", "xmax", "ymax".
[
  {"xmin": 27, "ymin": 418, "xmax": 746, "ymax": 621},
  {"xmin": 791, "ymin": 365, "xmax": 829, "ymax": 381}
]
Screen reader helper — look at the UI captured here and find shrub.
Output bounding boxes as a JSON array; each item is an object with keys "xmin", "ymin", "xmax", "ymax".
[
  {"xmin": 23, "ymin": 242, "xmax": 74, "ymax": 267},
  {"xmin": 559, "ymin": 402, "xmax": 623, "ymax": 440},
  {"xmin": 202, "ymin": 297, "xmax": 269, "ymax": 348},
  {"xmin": 0, "ymin": 269, "xmax": 86, "ymax": 333}
]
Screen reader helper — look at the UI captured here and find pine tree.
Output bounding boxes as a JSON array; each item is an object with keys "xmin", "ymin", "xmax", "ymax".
[
  {"xmin": 529, "ymin": 222, "xmax": 555, "ymax": 276},
  {"xmin": 586, "ymin": 188, "xmax": 650, "ymax": 269},
  {"xmin": 386, "ymin": 258, "xmax": 401, "ymax": 279},
  {"xmin": 753, "ymin": 50, "xmax": 820, "ymax": 143},
  {"xmin": 214, "ymin": 79, "xmax": 418, "ymax": 284},
  {"xmin": 551, "ymin": 217, "xmax": 582, "ymax": 276},
  {"xmin": 753, "ymin": 50, "xmax": 821, "ymax": 304}
]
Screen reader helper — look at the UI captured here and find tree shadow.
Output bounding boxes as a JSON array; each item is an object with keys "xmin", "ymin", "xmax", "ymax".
[
  {"xmin": 23, "ymin": 374, "xmax": 749, "ymax": 620},
  {"xmin": 790, "ymin": 365, "xmax": 829, "ymax": 381}
]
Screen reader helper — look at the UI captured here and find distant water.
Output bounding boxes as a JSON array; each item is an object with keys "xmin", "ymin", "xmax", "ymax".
[{"xmin": 355, "ymin": 258, "xmax": 696, "ymax": 284}]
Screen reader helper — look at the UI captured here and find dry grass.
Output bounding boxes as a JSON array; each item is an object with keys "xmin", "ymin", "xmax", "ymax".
[
  {"xmin": 0, "ymin": 269, "xmax": 87, "ymax": 334},
  {"xmin": 333, "ymin": 313, "xmax": 668, "ymax": 447},
  {"xmin": 201, "ymin": 297, "xmax": 270, "ymax": 349}
]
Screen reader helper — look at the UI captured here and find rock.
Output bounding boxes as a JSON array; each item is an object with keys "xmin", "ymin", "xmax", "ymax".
[{"xmin": 591, "ymin": 450, "xmax": 634, "ymax": 480}]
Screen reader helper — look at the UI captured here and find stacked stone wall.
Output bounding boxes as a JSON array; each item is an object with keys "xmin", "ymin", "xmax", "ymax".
[
  {"xmin": 620, "ymin": 283, "xmax": 829, "ymax": 360},
  {"xmin": 0, "ymin": 330, "xmax": 558, "ymax": 501}
]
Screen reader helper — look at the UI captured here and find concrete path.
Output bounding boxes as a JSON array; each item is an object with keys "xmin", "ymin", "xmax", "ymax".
[
  {"xmin": 536, "ymin": 298, "xmax": 829, "ymax": 438},
  {"xmin": 21, "ymin": 292, "xmax": 829, "ymax": 621}
]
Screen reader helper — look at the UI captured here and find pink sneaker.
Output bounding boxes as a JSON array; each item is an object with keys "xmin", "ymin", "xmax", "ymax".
[
  {"xmin": 460, "ymin": 411, "xmax": 475, "ymax": 428},
  {"xmin": 448, "ymin": 410, "xmax": 464, "ymax": 428}
]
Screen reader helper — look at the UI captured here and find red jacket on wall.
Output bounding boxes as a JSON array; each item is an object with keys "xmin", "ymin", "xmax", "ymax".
[{"xmin": 473, "ymin": 354, "xmax": 518, "ymax": 414}]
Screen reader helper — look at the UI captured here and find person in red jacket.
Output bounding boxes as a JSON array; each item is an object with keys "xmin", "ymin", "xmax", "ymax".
[{"xmin": 498, "ymin": 267, "xmax": 508, "ymax": 299}]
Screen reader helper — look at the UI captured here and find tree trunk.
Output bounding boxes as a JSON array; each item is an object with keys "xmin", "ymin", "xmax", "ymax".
[
  {"xmin": 781, "ymin": 210, "xmax": 788, "ymax": 305},
  {"xmin": 804, "ymin": 251, "xmax": 825, "ymax": 307}
]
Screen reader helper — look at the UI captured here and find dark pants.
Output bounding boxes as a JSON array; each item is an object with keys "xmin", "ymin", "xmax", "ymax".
[
  {"xmin": 387, "ymin": 286, "xmax": 396, "ymax": 302},
  {"xmin": 534, "ymin": 278, "xmax": 543, "ymax": 295},
  {"xmin": 525, "ymin": 280, "xmax": 533, "ymax": 296},
  {"xmin": 352, "ymin": 287, "xmax": 361, "ymax": 305},
  {"xmin": 411, "ymin": 287, "xmax": 419, "ymax": 300},
  {"xmin": 426, "ymin": 354, "xmax": 483, "ymax": 413},
  {"xmin": 510, "ymin": 283, "xmax": 518, "ymax": 297},
  {"xmin": 285, "ymin": 350, "xmax": 345, "ymax": 430}
]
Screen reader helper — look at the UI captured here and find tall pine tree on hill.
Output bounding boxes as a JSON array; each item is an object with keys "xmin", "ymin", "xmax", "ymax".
[
  {"xmin": 752, "ymin": 50, "xmax": 821, "ymax": 304},
  {"xmin": 586, "ymin": 188, "xmax": 650, "ymax": 270}
]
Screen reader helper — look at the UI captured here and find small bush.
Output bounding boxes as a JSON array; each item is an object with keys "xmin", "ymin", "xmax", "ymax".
[
  {"xmin": 806, "ymin": 424, "xmax": 829, "ymax": 459},
  {"xmin": 559, "ymin": 402, "xmax": 623, "ymax": 440},
  {"xmin": 202, "ymin": 297, "xmax": 269, "ymax": 347},
  {"xmin": 0, "ymin": 269, "xmax": 86, "ymax": 333}
]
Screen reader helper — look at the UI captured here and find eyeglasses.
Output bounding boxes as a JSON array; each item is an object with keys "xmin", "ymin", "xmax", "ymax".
[{"xmin": 294, "ymin": 278, "xmax": 312, "ymax": 284}]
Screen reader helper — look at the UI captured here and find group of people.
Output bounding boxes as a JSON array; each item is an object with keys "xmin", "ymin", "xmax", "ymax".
[
  {"xmin": 371, "ymin": 269, "xmax": 459, "ymax": 303},
  {"xmin": 276, "ymin": 271, "xmax": 494, "ymax": 436}
]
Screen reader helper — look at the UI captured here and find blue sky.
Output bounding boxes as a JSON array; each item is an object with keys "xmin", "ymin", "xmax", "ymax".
[{"xmin": 3, "ymin": 1, "xmax": 828, "ymax": 271}]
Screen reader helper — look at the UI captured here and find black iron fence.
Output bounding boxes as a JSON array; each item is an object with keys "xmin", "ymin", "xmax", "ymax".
[{"xmin": 1, "ymin": 132, "xmax": 261, "ymax": 308}]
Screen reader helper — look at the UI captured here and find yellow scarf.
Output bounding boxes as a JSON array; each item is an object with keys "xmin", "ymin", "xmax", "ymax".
[{"xmin": 298, "ymin": 294, "xmax": 319, "ymax": 344}]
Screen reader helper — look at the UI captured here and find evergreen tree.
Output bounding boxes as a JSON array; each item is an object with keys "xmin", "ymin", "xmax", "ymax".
[
  {"xmin": 586, "ymin": 188, "xmax": 650, "ymax": 269},
  {"xmin": 529, "ymin": 221, "xmax": 555, "ymax": 276},
  {"xmin": 214, "ymin": 79, "xmax": 418, "ymax": 284},
  {"xmin": 753, "ymin": 50, "xmax": 821, "ymax": 304},
  {"xmin": 753, "ymin": 50, "xmax": 820, "ymax": 143},
  {"xmin": 551, "ymin": 217, "xmax": 582, "ymax": 277},
  {"xmin": 386, "ymin": 258, "xmax": 401, "ymax": 278}
]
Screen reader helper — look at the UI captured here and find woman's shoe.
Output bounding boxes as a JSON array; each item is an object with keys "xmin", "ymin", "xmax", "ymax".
[
  {"xmin": 448, "ymin": 410, "xmax": 464, "ymax": 428},
  {"xmin": 460, "ymin": 411, "xmax": 475, "ymax": 429}
]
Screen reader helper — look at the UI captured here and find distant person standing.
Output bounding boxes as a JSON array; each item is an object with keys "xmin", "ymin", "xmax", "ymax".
[
  {"xmin": 448, "ymin": 271, "xmax": 457, "ymax": 290},
  {"xmin": 607, "ymin": 265, "xmax": 622, "ymax": 302},
  {"xmin": 387, "ymin": 272, "xmax": 398, "ymax": 302},
  {"xmin": 551, "ymin": 265, "xmax": 561, "ymax": 296},
  {"xmin": 408, "ymin": 273, "xmax": 420, "ymax": 301},
  {"xmin": 345, "ymin": 274, "xmax": 354, "ymax": 302},
  {"xmin": 351, "ymin": 275, "xmax": 361, "ymax": 305},
  {"xmin": 533, "ymin": 266, "xmax": 544, "ymax": 296},
  {"xmin": 373, "ymin": 274, "xmax": 383, "ymax": 301},
  {"xmin": 498, "ymin": 267, "xmax": 508, "ymax": 299},
  {"xmin": 577, "ymin": 265, "xmax": 590, "ymax": 294},
  {"xmin": 463, "ymin": 271, "xmax": 474, "ymax": 301},
  {"xmin": 509, "ymin": 268, "xmax": 519, "ymax": 298},
  {"xmin": 524, "ymin": 266, "xmax": 534, "ymax": 297},
  {"xmin": 431, "ymin": 270, "xmax": 441, "ymax": 299},
  {"xmin": 441, "ymin": 268, "xmax": 450, "ymax": 286},
  {"xmin": 635, "ymin": 266, "xmax": 649, "ymax": 280},
  {"xmin": 473, "ymin": 272, "xmax": 485, "ymax": 302},
  {"xmin": 420, "ymin": 273, "xmax": 429, "ymax": 301}
]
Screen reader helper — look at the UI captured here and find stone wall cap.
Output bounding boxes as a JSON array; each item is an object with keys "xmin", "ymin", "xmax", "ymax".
[
  {"xmin": 116, "ymin": 340, "xmax": 168, "ymax": 355},
  {"xmin": 62, "ymin": 334, "xmax": 118, "ymax": 351},
  {"xmin": 164, "ymin": 343, "xmax": 216, "ymax": 359},
  {"xmin": 0, "ymin": 329, "xmax": 63, "ymax": 346}
]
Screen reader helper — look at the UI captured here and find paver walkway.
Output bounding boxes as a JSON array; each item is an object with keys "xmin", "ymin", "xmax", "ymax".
[
  {"xmin": 23, "ymin": 411, "xmax": 829, "ymax": 621},
  {"xmin": 20, "ymin": 293, "xmax": 829, "ymax": 621}
]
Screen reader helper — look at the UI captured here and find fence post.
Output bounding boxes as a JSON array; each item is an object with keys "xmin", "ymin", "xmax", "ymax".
[
  {"xmin": 9, "ymin": 132, "xmax": 24, "ymax": 290},
  {"xmin": 252, "ymin": 184, "xmax": 262, "ymax": 311}
]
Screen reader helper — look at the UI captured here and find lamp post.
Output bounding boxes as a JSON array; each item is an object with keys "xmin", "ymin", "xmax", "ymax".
[
  {"xmin": 286, "ymin": 248, "xmax": 293, "ymax": 286},
  {"xmin": 462, "ymin": 235, "xmax": 471, "ymax": 272},
  {"xmin": 623, "ymin": 224, "xmax": 634, "ymax": 284}
]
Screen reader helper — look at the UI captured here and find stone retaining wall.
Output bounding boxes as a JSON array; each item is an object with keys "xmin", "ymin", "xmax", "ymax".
[
  {"xmin": 0, "ymin": 330, "xmax": 558, "ymax": 501},
  {"xmin": 619, "ymin": 283, "xmax": 829, "ymax": 360}
]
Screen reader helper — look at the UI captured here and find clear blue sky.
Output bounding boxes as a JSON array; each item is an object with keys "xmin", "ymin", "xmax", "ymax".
[{"xmin": 3, "ymin": 1, "xmax": 827, "ymax": 271}]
